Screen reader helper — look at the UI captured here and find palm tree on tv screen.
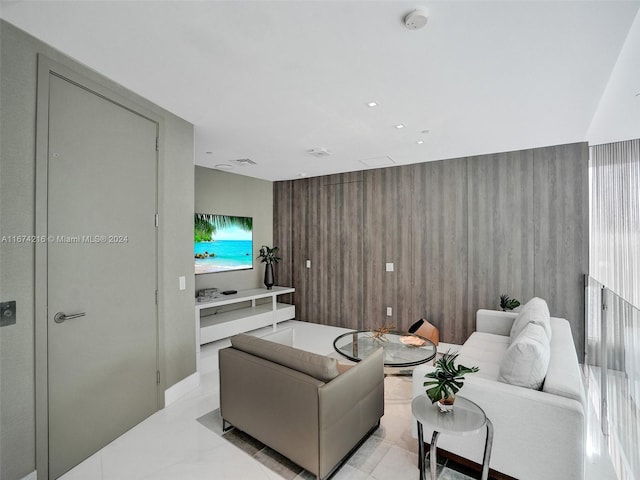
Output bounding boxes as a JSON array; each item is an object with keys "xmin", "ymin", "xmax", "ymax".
[{"xmin": 194, "ymin": 213, "xmax": 252, "ymax": 242}]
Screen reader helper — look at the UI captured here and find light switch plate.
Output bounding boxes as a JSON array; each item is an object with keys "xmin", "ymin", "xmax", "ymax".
[
  {"xmin": 1, "ymin": 301, "xmax": 16, "ymax": 327},
  {"xmin": 306, "ymin": 260, "xmax": 311, "ymax": 269},
  {"xmin": 179, "ymin": 276, "xmax": 186, "ymax": 291},
  {"xmin": 385, "ymin": 263, "xmax": 394, "ymax": 272},
  {"xmin": 386, "ymin": 307, "xmax": 392, "ymax": 317}
]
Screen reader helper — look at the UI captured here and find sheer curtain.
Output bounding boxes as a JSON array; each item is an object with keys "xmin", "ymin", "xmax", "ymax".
[
  {"xmin": 588, "ymin": 138, "xmax": 640, "ymax": 480},
  {"xmin": 590, "ymin": 138, "xmax": 640, "ymax": 309}
]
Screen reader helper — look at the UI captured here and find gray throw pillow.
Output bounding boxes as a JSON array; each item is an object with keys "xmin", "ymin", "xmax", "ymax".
[
  {"xmin": 510, "ymin": 297, "xmax": 552, "ymax": 342},
  {"xmin": 499, "ymin": 323, "xmax": 550, "ymax": 390}
]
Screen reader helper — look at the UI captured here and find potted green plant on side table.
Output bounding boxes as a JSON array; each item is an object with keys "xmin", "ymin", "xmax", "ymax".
[{"xmin": 423, "ymin": 350, "xmax": 479, "ymax": 412}]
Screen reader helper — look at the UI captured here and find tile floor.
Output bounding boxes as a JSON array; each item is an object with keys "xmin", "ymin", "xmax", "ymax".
[{"xmin": 60, "ymin": 320, "xmax": 618, "ymax": 480}]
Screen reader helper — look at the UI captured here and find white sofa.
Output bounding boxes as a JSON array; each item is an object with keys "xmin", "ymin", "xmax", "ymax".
[{"xmin": 412, "ymin": 307, "xmax": 586, "ymax": 480}]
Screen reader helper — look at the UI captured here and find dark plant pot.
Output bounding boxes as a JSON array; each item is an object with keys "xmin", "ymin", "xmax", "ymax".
[{"xmin": 264, "ymin": 263, "xmax": 274, "ymax": 290}]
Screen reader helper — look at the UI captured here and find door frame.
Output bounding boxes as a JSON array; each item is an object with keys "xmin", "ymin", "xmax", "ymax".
[{"xmin": 35, "ymin": 55, "xmax": 165, "ymax": 479}]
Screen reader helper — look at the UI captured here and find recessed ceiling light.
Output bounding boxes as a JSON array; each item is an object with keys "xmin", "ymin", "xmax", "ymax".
[
  {"xmin": 395, "ymin": 124, "xmax": 405, "ymax": 129},
  {"xmin": 298, "ymin": 173, "xmax": 308, "ymax": 178},
  {"xmin": 205, "ymin": 151, "xmax": 213, "ymax": 155},
  {"xmin": 416, "ymin": 140, "xmax": 424, "ymax": 145},
  {"xmin": 421, "ymin": 130, "xmax": 430, "ymax": 134},
  {"xmin": 367, "ymin": 101, "xmax": 378, "ymax": 107},
  {"xmin": 214, "ymin": 164, "xmax": 233, "ymax": 170}
]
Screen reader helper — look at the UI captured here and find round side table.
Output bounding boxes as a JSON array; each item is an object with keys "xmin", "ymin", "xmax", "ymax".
[{"xmin": 411, "ymin": 395, "xmax": 494, "ymax": 480}]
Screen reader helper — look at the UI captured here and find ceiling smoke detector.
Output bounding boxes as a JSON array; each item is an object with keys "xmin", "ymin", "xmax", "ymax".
[
  {"xmin": 307, "ymin": 148, "xmax": 331, "ymax": 158},
  {"xmin": 404, "ymin": 9, "xmax": 428, "ymax": 30}
]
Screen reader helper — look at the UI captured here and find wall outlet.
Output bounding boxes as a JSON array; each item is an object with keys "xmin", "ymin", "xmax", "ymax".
[
  {"xmin": 385, "ymin": 262, "xmax": 394, "ymax": 272},
  {"xmin": 386, "ymin": 306, "xmax": 392, "ymax": 317}
]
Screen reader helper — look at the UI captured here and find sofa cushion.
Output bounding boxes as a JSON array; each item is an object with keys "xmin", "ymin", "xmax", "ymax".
[
  {"xmin": 510, "ymin": 297, "xmax": 552, "ymax": 342},
  {"xmin": 230, "ymin": 333, "xmax": 339, "ymax": 382},
  {"xmin": 499, "ymin": 323, "xmax": 550, "ymax": 389},
  {"xmin": 457, "ymin": 332, "xmax": 510, "ymax": 381}
]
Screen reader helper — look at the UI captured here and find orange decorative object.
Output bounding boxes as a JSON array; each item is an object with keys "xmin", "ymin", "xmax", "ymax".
[
  {"xmin": 408, "ymin": 318, "xmax": 439, "ymax": 346},
  {"xmin": 400, "ymin": 335, "xmax": 426, "ymax": 346}
]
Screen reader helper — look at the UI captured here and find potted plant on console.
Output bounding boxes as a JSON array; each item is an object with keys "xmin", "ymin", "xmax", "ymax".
[
  {"xmin": 424, "ymin": 351, "xmax": 479, "ymax": 412},
  {"xmin": 257, "ymin": 245, "xmax": 281, "ymax": 290}
]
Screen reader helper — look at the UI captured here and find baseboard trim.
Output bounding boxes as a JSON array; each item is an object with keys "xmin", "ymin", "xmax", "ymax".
[
  {"xmin": 164, "ymin": 372, "xmax": 200, "ymax": 406},
  {"xmin": 20, "ymin": 471, "xmax": 37, "ymax": 480}
]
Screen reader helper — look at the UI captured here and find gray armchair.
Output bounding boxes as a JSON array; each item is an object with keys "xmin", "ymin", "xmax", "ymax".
[{"xmin": 219, "ymin": 333, "xmax": 384, "ymax": 480}]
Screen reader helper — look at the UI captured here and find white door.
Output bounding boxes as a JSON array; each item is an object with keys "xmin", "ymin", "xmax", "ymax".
[{"xmin": 47, "ymin": 73, "xmax": 159, "ymax": 479}]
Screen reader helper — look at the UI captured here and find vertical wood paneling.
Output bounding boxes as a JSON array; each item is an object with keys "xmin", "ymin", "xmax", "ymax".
[
  {"xmin": 467, "ymin": 149, "xmax": 535, "ymax": 323},
  {"xmin": 273, "ymin": 143, "xmax": 588, "ymax": 352},
  {"xmin": 285, "ymin": 173, "xmax": 364, "ymax": 328},
  {"xmin": 291, "ymin": 178, "xmax": 312, "ymax": 321},
  {"xmin": 396, "ymin": 167, "xmax": 416, "ymax": 331},
  {"xmin": 411, "ymin": 158, "xmax": 469, "ymax": 344},
  {"xmin": 313, "ymin": 174, "xmax": 364, "ymax": 328},
  {"xmin": 273, "ymin": 180, "xmax": 294, "ymax": 304},
  {"xmin": 362, "ymin": 167, "xmax": 413, "ymax": 331},
  {"xmin": 306, "ymin": 176, "xmax": 325, "ymax": 325},
  {"xmin": 362, "ymin": 169, "xmax": 387, "ymax": 329},
  {"xmin": 533, "ymin": 143, "xmax": 588, "ymax": 359}
]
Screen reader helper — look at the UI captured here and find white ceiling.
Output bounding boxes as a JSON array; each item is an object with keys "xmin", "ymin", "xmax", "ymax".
[{"xmin": 2, "ymin": 1, "xmax": 639, "ymax": 181}]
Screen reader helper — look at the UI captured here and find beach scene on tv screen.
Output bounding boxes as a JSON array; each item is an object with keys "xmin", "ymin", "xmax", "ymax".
[{"xmin": 194, "ymin": 214, "xmax": 253, "ymax": 274}]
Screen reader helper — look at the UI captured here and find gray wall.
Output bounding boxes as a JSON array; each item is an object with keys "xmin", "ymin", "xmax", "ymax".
[
  {"xmin": 274, "ymin": 143, "xmax": 589, "ymax": 358},
  {"xmin": 194, "ymin": 166, "xmax": 273, "ymax": 293},
  {"xmin": 0, "ymin": 21, "xmax": 195, "ymax": 480}
]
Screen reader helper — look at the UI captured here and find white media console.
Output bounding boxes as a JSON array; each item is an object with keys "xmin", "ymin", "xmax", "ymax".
[{"xmin": 195, "ymin": 286, "xmax": 295, "ymax": 349}]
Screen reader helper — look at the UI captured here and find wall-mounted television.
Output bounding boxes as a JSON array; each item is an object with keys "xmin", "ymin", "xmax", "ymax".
[{"xmin": 194, "ymin": 213, "xmax": 253, "ymax": 274}]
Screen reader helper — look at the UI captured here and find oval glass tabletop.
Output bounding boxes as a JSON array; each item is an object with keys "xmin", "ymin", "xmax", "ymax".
[{"xmin": 333, "ymin": 330, "xmax": 437, "ymax": 367}]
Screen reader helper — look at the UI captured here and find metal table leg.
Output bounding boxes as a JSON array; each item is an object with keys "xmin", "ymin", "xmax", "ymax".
[
  {"xmin": 416, "ymin": 422, "xmax": 441, "ymax": 480},
  {"xmin": 430, "ymin": 430, "xmax": 440, "ymax": 480},
  {"xmin": 480, "ymin": 419, "xmax": 494, "ymax": 480},
  {"xmin": 417, "ymin": 421, "xmax": 425, "ymax": 480}
]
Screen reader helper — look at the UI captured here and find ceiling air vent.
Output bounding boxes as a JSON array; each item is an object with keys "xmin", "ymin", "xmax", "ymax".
[
  {"xmin": 229, "ymin": 158, "xmax": 257, "ymax": 167},
  {"xmin": 359, "ymin": 156, "xmax": 396, "ymax": 168},
  {"xmin": 307, "ymin": 148, "xmax": 331, "ymax": 158}
]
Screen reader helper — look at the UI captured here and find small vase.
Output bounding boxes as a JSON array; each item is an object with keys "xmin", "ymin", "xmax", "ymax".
[
  {"xmin": 437, "ymin": 395, "xmax": 455, "ymax": 413},
  {"xmin": 264, "ymin": 263, "xmax": 274, "ymax": 290}
]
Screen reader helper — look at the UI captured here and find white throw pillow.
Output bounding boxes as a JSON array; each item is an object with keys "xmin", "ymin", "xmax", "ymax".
[
  {"xmin": 499, "ymin": 323, "xmax": 550, "ymax": 390},
  {"xmin": 510, "ymin": 297, "xmax": 552, "ymax": 342}
]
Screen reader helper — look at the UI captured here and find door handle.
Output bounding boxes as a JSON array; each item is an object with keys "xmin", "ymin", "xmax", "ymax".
[{"xmin": 54, "ymin": 312, "xmax": 86, "ymax": 323}]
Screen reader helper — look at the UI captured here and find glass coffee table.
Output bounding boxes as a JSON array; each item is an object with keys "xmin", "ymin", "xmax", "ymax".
[{"xmin": 333, "ymin": 330, "xmax": 437, "ymax": 370}]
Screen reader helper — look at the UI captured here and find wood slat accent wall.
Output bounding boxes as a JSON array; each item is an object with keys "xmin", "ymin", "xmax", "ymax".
[
  {"xmin": 362, "ymin": 167, "xmax": 414, "ymax": 331},
  {"xmin": 467, "ymin": 150, "xmax": 536, "ymax": 331},
  {"xmin": 273, "ymin": 142, "xmax": 588, "ymax": 358},
  {"xmin": 272, "ymin": 179, "xmax": 294, "ymax": 305},
  {"xmin": 410, "ymin": 158, "xmax": 469, "ymax": 344},
  {"xmin": 532, "ymin": 143, "xmax": 589, "ymax": 354}
]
